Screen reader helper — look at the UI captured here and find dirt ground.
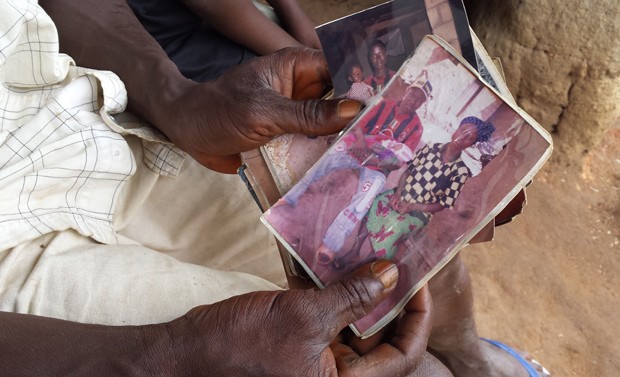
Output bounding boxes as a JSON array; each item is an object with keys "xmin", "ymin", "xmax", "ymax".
[
  {"xmin": 300, "ymin": 1, "xmax": 620, "ymax": 376},
  {"xmin": 462, "ymin": 125, "xmax": 620, "ymax": 377}
]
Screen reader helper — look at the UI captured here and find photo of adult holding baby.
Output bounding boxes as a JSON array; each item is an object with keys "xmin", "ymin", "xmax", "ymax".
[{"xmin": 316, "ymin": 0, "xmax": 477, "ymax": 101}]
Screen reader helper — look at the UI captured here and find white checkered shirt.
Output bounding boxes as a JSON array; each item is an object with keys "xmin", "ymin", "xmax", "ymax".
[
  {"xmin": 0, "ymin": 0, "xmax": 185, "ymax": 250},
  {"xmin": 400, "ymin": 143, "xmax": 471, "ymax": 209}
]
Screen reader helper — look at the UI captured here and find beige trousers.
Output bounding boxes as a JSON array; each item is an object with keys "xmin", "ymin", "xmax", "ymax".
[{"xmin": 0, "ymin": 135, "xmax": 286, "ymax": 325}]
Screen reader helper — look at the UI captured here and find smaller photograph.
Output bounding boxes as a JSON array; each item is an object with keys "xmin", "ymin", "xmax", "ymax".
[
  {"xmin": 261, "ymin": 36, "xmax": 552, "ymax": 338},
  {"xmin": 316, "ymin": 0, "xmax": 476, "ymax": 103}
]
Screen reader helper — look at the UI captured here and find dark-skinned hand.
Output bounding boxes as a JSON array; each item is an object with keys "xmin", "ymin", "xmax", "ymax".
[
  {"xmin": 158, "ymin": 260, "xmax": 433, "ymax": 376},
  {"xmin": 162, "ymin": 48, "xmax": 362, "ymax": 173}
]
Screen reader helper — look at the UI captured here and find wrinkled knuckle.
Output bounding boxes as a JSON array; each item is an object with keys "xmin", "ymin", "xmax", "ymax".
[
  {"xmin": 244, "ymin": 98, "xmax": 275, "ymax": 135},
  {"xmin": 274, "ymin": 291, "xmax": 319, "ymax": 326},
  {"xmin": 340, "ymin": 279, "xmax": 376, "ymax": 318},
  {"xmin": 295, "ymin": 98, "xmax": 322, "ymax": 136},
  {"xmin": 241, "ymin": 103, "xmax": 259, "ymax": 123}
]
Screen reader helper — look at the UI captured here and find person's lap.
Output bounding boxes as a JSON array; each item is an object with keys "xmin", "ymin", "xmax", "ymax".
[
  {"xmin": 0, "ymin": 230, "xmax": 280, "ymax": 325},
  {"xmin": 114, "ymin": 136, "xmax": 285, "ymax": 284},
  {"xmin": 0, "ymin": 0, "xmax": 289, "ymax": 327},
  {"xmin": 0, "ymin": 135, "xmax": 286, "ymax": 325}
]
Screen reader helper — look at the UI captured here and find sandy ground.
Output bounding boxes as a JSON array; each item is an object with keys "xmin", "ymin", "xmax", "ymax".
[
  {"xmin": 300, "ymin": 1, "xmax": 620, "ymax": 376},
  {"xmin": 463, "ymin": 126, "xmax": 620, "ymax": 377}
]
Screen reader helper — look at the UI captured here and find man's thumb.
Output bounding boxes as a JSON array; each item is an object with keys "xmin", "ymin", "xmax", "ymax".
[
  {"xmin": 280, "ymin": 98, "xmax": 362, "ymax": 137},
  {"xmin": 318, "ymin": 260, "xmax": 399, "ymax": 337}
]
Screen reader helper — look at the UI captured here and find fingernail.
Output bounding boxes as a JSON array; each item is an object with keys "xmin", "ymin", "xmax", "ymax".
[
  {"xmin": 371, "ymin": 260, "xmax": 398, "ymax": 289},
  {"xmin": 337, "ymin": 99, "xmax": 362, "ymax": 119}
]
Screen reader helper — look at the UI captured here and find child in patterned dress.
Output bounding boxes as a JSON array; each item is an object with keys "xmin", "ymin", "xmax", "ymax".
[{"xmin": 345, "ymin": 62, "xmax": 375, "ymax": 105}]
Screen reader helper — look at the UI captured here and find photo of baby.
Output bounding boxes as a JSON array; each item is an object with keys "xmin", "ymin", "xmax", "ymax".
[
  {"xmin": 345, "ymin": 61, "xmax": 375, "ymax": 104},
  {"xmin": 316, "ymin": 0, "xmax": 477, "ymax": 101}
]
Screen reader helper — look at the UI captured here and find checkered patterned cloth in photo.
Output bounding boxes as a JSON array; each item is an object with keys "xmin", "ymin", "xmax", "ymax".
[
  {"xmin": 400, "ymin": 143, "xmax": 471, "ymax": 209},
  {"xmin": 347, "ymin": 82, "xmax": 374, "ymax": 104},
  {"xmin": 0, "ymin": 0, "xmax": 184, "ymax": 251}
]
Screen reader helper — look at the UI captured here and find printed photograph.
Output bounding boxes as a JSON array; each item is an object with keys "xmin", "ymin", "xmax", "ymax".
[
  {"xmin": 262, "ymin": 36, "xmax": 551, "ymax": 337},
  {"xmin": 316, "ymin": 0, "xmax": 476, "ymax": 103}
]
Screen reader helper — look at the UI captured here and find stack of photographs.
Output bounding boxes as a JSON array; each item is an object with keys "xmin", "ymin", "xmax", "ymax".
[{"xmin": 261, "ymin": 35, "xmax": 552, "ymax": 338}]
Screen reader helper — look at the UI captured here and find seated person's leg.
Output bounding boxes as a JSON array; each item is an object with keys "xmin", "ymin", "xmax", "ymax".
[
  {"xmin": 0, "ymin": 230, "xmax": 279, "ymax": 325},
  {"xmin": 114, "ymin": 135, "xmax": 287, "ymax": 288},
  {"xmin": 427, "ymin": 254, "xmax": 534, "ymax": 377},
  {"xmin": 168, "ymin": 24, "xmax": 257, "ymax": 82}
]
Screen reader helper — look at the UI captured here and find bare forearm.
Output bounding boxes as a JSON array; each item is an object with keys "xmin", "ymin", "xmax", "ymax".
[
  {"xmin": 267, "ymin": 0, "xmax": 320, "ymax": 48},
  {"xmin": 267, "ymin": 0, "xmax": 311, "ymax": 27},
  {"xmin": 408, "ymin": 202, "xmax": 443, "ymax": 214},
  {"xmin": 0, "ymin": 311, "xmax": 170, "ymax": 376},
  {"xmin": 182, "ymin": 0, "xmax": 303, "ymax": 54},
  {"xmin": 39, "ymin": 0, "xmax": 194, "ymax": 133},
  {"xmin": 395, "ymin": 171, "xmax": 409, "ymax": 198}
]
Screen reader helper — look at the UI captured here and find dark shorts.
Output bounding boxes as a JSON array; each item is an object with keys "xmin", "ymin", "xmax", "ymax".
[{"xmin": 127, "ymin": 0, "xmax": 257, "ymax": 82}]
